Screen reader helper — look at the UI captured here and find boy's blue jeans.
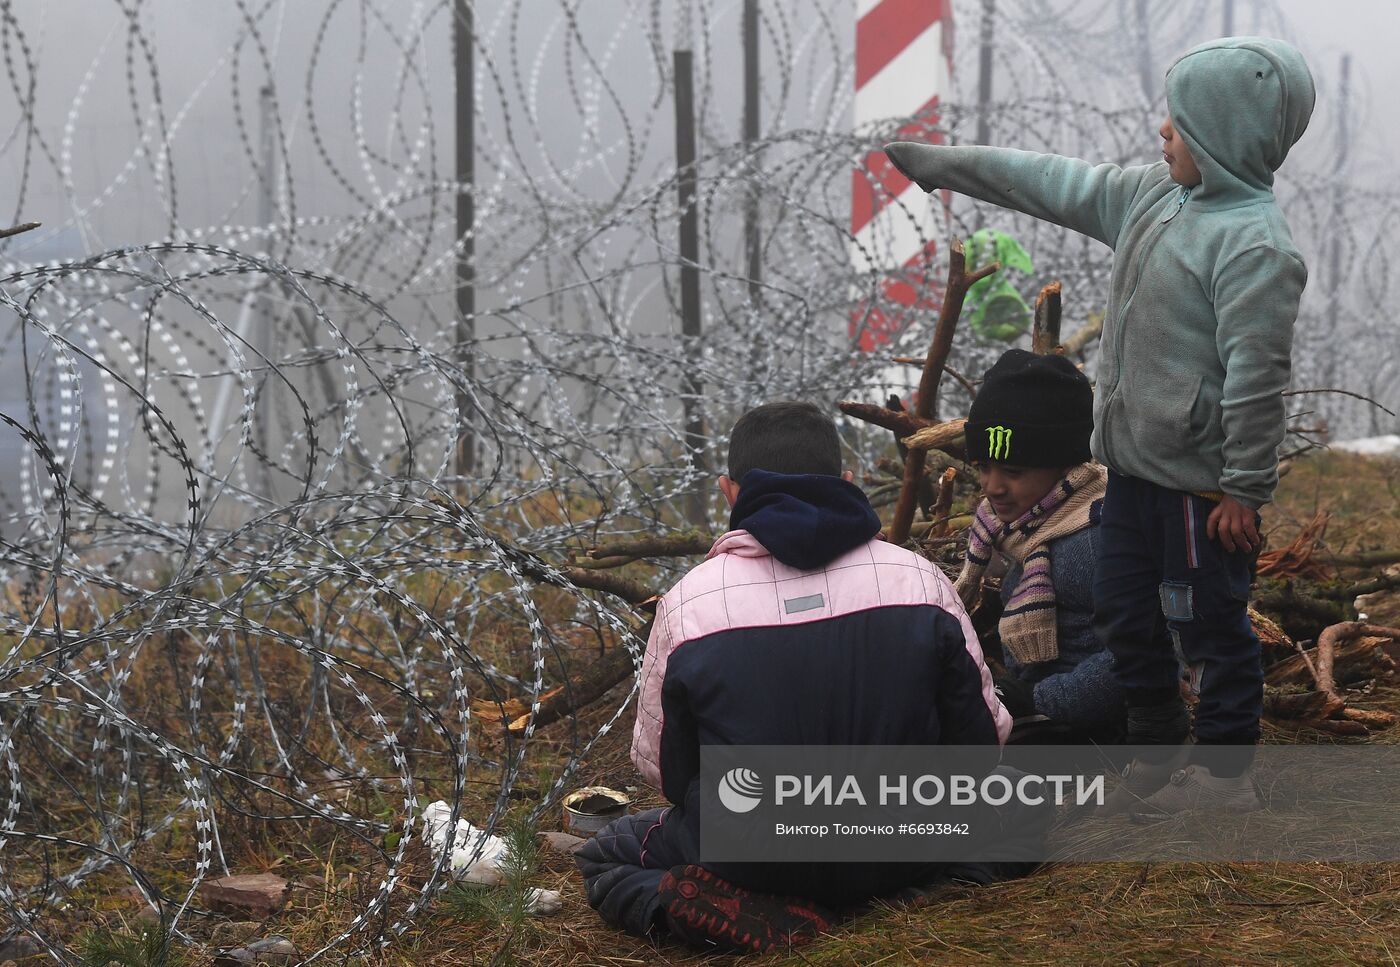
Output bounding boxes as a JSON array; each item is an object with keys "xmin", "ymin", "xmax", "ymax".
[{"xmin": 1092, "ymin": 470, "xmax": 1262, "ymax": 745}]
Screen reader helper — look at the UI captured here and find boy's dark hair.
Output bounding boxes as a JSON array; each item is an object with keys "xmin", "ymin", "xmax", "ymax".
[{"xmin": 727, "ymin": 401, "xmax": 842, "ymax": 480}]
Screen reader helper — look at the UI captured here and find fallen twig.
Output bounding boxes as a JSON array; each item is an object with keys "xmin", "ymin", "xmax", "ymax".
[
  {"xmin": 889, "ymin": 359, "xmax": 978, "ymax": 399},
  {"xmin": 0, "ymin": 221, "xmax": 40, "ymax": 239},
  {"xmin": 1284, "ymin": 387, "xmax": 1397, "ymax": 418}
]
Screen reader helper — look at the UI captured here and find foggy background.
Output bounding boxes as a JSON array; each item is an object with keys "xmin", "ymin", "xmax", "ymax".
[{"xmin": 2, "ymin": 0, "xmax": 1398, "ymax": 536}]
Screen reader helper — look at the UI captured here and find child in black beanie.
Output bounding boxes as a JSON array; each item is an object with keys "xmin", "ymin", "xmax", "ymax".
[{"xmin": 955, "ymin": 350, "xmax": 1125, "ymax": 742}]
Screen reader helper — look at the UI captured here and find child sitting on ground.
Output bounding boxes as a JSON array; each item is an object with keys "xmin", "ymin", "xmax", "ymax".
[
  {"xmin": 955, "ymin": 350, "xmax": 1125, "ymax": 743},
  {"xmin": 887, "ymin": 37, "xmax": 1314, "ymax": 815},
  {"xmin": 574, "ymin": 400, "xmax": 1020, "ymax": 954}
]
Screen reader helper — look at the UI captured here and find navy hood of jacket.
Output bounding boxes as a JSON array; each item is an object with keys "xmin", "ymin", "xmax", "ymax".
[{"xmin": 728, "ymin": 469, "xmax": 882, "ymax": 570}]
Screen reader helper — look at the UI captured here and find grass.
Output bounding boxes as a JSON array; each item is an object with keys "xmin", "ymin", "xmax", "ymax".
[{"xmin": 1266, "ymin": 449, "xmax": 1400, "ymax": 551}]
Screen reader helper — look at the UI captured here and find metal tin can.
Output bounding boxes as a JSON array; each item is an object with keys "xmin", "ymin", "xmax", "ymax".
[{"xmin": 561, "ymin": 786, "xmax": 630, "ymax": 836}]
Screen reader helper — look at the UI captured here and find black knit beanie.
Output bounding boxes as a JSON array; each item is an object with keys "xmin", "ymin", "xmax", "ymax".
[{"xmin": 964, "ymin": 349, "xmax": 1093, "ymax": 467}]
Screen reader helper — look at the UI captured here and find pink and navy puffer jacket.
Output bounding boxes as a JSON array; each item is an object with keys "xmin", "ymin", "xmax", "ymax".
[{"xmin": 631, "ymin": 470, "xmax": 1010, "ymax": 809}]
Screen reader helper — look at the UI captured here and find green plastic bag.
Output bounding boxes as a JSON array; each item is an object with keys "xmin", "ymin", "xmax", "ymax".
[{"xmin": 964, "ymin": 228, "xmax": 1034, "ymax": 342}]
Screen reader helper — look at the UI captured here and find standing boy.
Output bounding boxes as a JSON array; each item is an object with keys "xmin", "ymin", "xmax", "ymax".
[
  {"xmin": 885, "ymin": 37, "xmax": 1315, "ymax": 813},
  {"xmin": 575, "ymin": 401, "xmax": 1015, "ymax": 953}
]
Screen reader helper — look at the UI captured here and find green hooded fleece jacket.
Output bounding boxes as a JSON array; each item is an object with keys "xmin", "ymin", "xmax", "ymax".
[{"xmin": 885, "ymin": 36, "xmax": 1315, "ymax": 509}]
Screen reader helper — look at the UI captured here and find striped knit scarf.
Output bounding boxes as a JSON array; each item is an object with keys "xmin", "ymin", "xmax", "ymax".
[{"xmin": 954, "ymin": 463, "xmax": 1107, "ymax": 665}]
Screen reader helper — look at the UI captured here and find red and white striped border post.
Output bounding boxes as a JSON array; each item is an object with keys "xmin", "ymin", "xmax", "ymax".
[{"xmin": 850, "ymin": 0, "xmax": 954, "ymax": 354}]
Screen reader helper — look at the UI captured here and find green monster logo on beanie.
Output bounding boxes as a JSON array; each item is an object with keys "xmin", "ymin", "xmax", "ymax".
[
  {"xmin": 986, "ymin": 425, "xmax": 1014, "ymax": 461},
  {"xmin": 965, "ymin": 349, "xmax": 1092, "ymax": 468}
]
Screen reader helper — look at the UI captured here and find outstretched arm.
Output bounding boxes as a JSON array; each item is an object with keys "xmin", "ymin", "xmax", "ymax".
[{"xmin": 884, "ymin": 142, "xmax": 1160, "ymax": 249}]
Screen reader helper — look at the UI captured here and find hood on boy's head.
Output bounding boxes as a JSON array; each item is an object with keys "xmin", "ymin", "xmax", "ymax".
[
  {"xmin": 1166, "ymin": 37, "xmax": 1315, "ymax": 203},
  {"xmin": 728, "ymin": 469, "xmax": 881, "ymax": 571}
]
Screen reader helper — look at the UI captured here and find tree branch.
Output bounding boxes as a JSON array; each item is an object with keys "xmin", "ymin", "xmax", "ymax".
[
  {"xmin": 1060, "ymin": 313, "xmax": 1103, "ymax": 356},
  {"xmin": 838, "ymin": 400, "xmax": 935, "ymax": 438},
  {"xmin": 888, "ymin": 239, "xmax": 998, "ymax": 545},
  {"xmin": 0, "ymin": 221, "xmax": 40, "ymax": 239}
]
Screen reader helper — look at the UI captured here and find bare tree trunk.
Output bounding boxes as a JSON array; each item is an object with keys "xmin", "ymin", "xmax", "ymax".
[
  {"xmin": 453, "ymin": 0, "xmax": 477, "ymax": 486},
  {"xmin": 674, "ymin": 49, "xmax": 707, "ymax": 525}
]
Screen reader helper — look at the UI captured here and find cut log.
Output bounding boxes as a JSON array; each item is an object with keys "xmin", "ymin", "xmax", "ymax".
[
  {"xmin": 1313, "ymin": 719, "xmax": 1370, "ymax": 737},
  {"xmin": 1314, "ymin": 573, "xmax": 1400, "ymax": 600},
  {"xmin": 901, "ymin": 418, "xmax": 968, "ymax": 456},
  {"xmin": 502, "ymin": 543, "xmax": 657, "ymax": 605},
  {"xmin": 1249, "ymin": 607, "xmax": 1292, "ymax": 651},
  {"xmin": 1338, "ymin": 707, "xmax": 1399, "ymax": 729},
  {"xmin": 1031, "ymin": 282, "xmax": 1063, "ymax": 354},
  {"xmin": 538, "ymin": 831, "xmax": 589, "ymax": 855},
  {"xmin": 471, "ymin": 687, "xmax": 565, "ymax": 725},
  {"xmin": 1265, "ymin": 631, "xmax": 1399, "ymax": 690},
  {"xmin": 929, "ymin": 468, "xmax": 957, "ymax": 539},
  {"xmin": 1262, "ymin": 688, "xmax": 1345, "ymax": 724},
  {"xmin": 1253, "ymin": 588, "xmax": 1348, "ymax": 628}
]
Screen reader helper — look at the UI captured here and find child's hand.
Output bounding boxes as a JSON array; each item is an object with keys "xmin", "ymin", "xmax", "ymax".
[
  {"xmin": 1206, "ymin": 495, "xmax": 1260, "ymax": 553},
  {"xmin": 993, "ymin": 676, "xmax": 1036, "ymax": 719}
]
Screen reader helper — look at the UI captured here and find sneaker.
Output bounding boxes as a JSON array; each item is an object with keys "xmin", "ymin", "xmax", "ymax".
[
  {"xmin": 1129, "ymin": 765, "xmax": 1263, "ymax": 821},
  {"xmin": 658, "ymin": 864, "xmax": 831, "ymax": 953},
  {"xmin": 1095, "ymin": 747, "xmax": 1190, "ymax": 818}
]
